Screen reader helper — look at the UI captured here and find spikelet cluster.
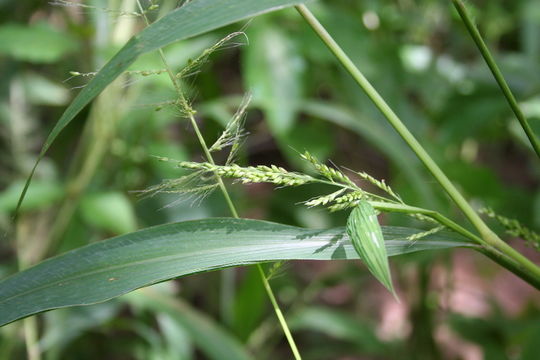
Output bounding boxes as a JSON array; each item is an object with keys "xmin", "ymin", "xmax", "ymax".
[
  {"xmin": 406, "ymin": 226, "xmax": 445, "ymax": 242},
  {"xmin": 178, "ymin": 162, "xmax": 313, "ymax": 186},
  {"xmin": 304, "ymin": 189, "xmax": 346, "ymax": 207},
  {"xmin": 480, "ymin": 208, "xmax": 540, "ymax": 250},
  {"xmin": 176, "ymin": 32, "xmax": 247, "ymax": 80},
  {"xmin": 324, "ymin": 191, "xmax": 365, "ymax": 212},
  {"xmin": 301, "ymin": 151, "xmax": 354, "ymax": 185},
  {"xmin": 355, "ymin": 171, "xmax": 402, "ymax": 203},
  {"xmin": 209, "ymin": 94, "xmax": 251, "ymax": 160}
]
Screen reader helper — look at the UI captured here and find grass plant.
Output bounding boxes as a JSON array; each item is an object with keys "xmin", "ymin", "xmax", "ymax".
[{"xmin": 1, "ymin": 0, "xmax": 539, "ymax": 359}]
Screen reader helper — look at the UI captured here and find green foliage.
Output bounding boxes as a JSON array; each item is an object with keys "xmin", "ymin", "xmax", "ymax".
[
  {"xmin": 244, "ymin": 19, "xmax": 304, "ymax": 136},
  {"xmin": 1, "ymin": 0, "xmax": 539, "ymax": 358},
  {"xmin": 0, "ymin": 22, "xmax": 78, "ymax": 63},
  {"xmin": 79, "ymin": 192, "xmax": 137, "ymax": 234},
  {"xmin": 0, "ymin": 218, "xmax": 473, "ymax": 327}
]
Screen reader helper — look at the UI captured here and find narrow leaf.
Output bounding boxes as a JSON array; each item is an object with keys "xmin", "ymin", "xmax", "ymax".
[
  {"xmin": 0, "ymin": 218, "xmax": 474, "ymax": 327},
  {"xmin": 346, "ymin": 201, "xmax": 396, "ymax": 298}
]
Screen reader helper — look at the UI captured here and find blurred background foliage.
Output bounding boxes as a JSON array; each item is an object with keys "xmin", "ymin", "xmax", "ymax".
[{"xmin": 0, "ymin": 0, "xmax": 539, "ymax": 359}]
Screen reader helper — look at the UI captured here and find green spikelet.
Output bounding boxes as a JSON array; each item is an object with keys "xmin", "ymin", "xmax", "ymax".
[{"xmin": 346, "ymin": 201, "xmax": 398, "ymax": 299}]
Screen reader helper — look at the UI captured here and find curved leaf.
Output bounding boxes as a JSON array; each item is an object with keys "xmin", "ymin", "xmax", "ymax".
[
  {"xmin": 0, "ymin": 218, "xmax": 475, "ymax": 327},
  {"xmin": 17, "ymin": 0, "xmax": 305, "ymax": 212}
]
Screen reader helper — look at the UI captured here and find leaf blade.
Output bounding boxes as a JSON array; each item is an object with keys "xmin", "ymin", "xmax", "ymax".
[{"xmin": 0, "ymin": 218, "xmax": 474, "ymax": 327}]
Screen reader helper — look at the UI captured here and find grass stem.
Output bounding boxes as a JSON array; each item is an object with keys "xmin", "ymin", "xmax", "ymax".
[{"xmin": 451, "ymin": 0, "xmax": 540, "ymax": 159}]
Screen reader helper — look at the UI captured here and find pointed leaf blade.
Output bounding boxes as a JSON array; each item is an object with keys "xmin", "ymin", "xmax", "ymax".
[{"xmin": 0, "ymin": 218, "xmax": 474, "ymax": 326}]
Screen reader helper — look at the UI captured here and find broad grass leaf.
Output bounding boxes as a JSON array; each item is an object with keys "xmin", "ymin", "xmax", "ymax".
[
  {"xmin": 346, "ymin": 201, "xmax": 397, "ymax": 298},
  {"xmin": 0, "ymin": 218, "xmax": 475, "ymax": 326}
]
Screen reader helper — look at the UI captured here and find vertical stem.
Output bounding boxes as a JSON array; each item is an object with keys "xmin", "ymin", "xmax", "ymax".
[
  {"xmin": 451, "ymin": 0, "xmax": 540, "ymax": 159},
  {"xmin": 294, "ymin": 4, "xmax": 540, "ymax": 282},
  {"xmin": 23, "ymin": 317, "xmax": 40, "ymax": 360},
  {"xmin": 257, "ymin": 265, "xmax": 302, "ymax": 360},
  {"xmin": 137, "ymin": 2, "xmax": 301, "ymax": 358}
]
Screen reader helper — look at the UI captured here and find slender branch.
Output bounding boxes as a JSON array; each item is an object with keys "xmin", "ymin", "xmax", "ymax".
[
  {"xmin": 136, "ymin": 2, "xmax": 301, "ymax": 357},
  {"xmin": 369, "ymin": 202, "xmax": 481, "ymax": 243},
  {"xmin": 257, "ymin": 265, "xmax": 302, "ymax": 359},
  {"xmin": 451, "ymin": 0, "xmax": 540, "ymax": 159},
  {"xmin": 295, "ymin": 4, "xmax": 540, "ymax": 285}
]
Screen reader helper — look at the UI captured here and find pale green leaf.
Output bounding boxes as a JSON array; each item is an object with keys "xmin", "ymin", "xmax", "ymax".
[
  {"xmin": 0, "ymin": 180, "xmax": 63, "ymax": 212},
  {"xmin": 0, "ymin": 22, "xmax": 78, "ymax": 63},
  {"xmin": 80, "ymin": 192, "xmax": 137, "ymax": 234},
  {"xmin": 347, "ymin": 201, "xmax": 396, "ymax": 297},
  {"xmin": 244, "ymin": 20, "xmax": 304, "ymax": 135}
]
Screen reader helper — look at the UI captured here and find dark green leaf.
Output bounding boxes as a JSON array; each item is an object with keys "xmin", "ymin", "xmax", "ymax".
[{"xmin": 0, "ymin": 218, "xmax": 474, "ymax": 327}]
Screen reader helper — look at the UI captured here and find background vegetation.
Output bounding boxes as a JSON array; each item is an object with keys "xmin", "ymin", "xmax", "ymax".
[{"xmin": 0, "ymin": 0, "xmax": 539, "ymax": 359}]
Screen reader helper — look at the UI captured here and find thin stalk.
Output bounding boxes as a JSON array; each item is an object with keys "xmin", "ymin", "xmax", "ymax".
[
  {"xmin": 295, "ymin": 4, "xmax": 540, "ymax": 285},
  {"xmin": 256, "ymin": 265, "xmax": 302, "ymax": 359},
  {"xmin": 23, "ymin": 317, "xmax": 40, "ymax": 360},
  {"xmin": 451, "ymin": 0, "xmax": 540, "ymax": 159},
  {"xmin": 136, "ymin": 2, "xmax": 301, "ymax": 358}
]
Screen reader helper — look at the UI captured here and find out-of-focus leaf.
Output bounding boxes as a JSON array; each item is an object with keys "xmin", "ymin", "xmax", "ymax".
[
  {"xmin": 280, "ymin": 118, "xmax": 334, "ymax": 169},
  {"xmin": 448, "ymin": 314, "xmax": 508, "ymax": 360},
  {"xmin": 244, "ymin": 20, "xmax": 304, "ymax": 135},
  {"xmin": 126, "ymin": 286, "xmax": 253, "ymax": 360},
  {"xmin": 289, "ymin": 306, "xmax": 387, "ymax": 354},
  {"xmin": 346, "ymin": 202, "xmax": 396, "ymax": 297},
  {"xmin": 147, "ymin": 143, "xmax": 189, "ymax": 179},
  {"xmin": 21, "ymin": 72, "xmax": 70, "ymax": 106},
  {"xmin": 0, "ymin": 23, "xmax": 77, "ymax": 63},
  {"xmin": 232, "ymin": 266, "xmax": 266, "ymax": 341},
  {"xmin": 0, "ymin": 218, "xmax": 475, "ymax": 326},
  {"xmin": 521, "ymin": 321, "xmax": 540, "ymax": 360},
  {"xmin": 155, "ymin": 312, "xmax": 194, "ymax": 360},
  {"xmin": 0, "ymin": 180, "xmax": 63, "ymax": 212},
  {"xmin": 40, "ymin": 302, "xmax": 121, "ymax": 355},
  {"xmin": 80, "ymin": 192, "xmax": 137, "ymax": 235}
]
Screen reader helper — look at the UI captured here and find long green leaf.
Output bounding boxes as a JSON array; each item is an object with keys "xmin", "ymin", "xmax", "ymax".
[
  {"xmin": 0, "ymin": 218, "xmax": 474, "ymax": 327},
  {"xmin": 16, "ymin": 0, "xmax": 305, "ymax": 214}
]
